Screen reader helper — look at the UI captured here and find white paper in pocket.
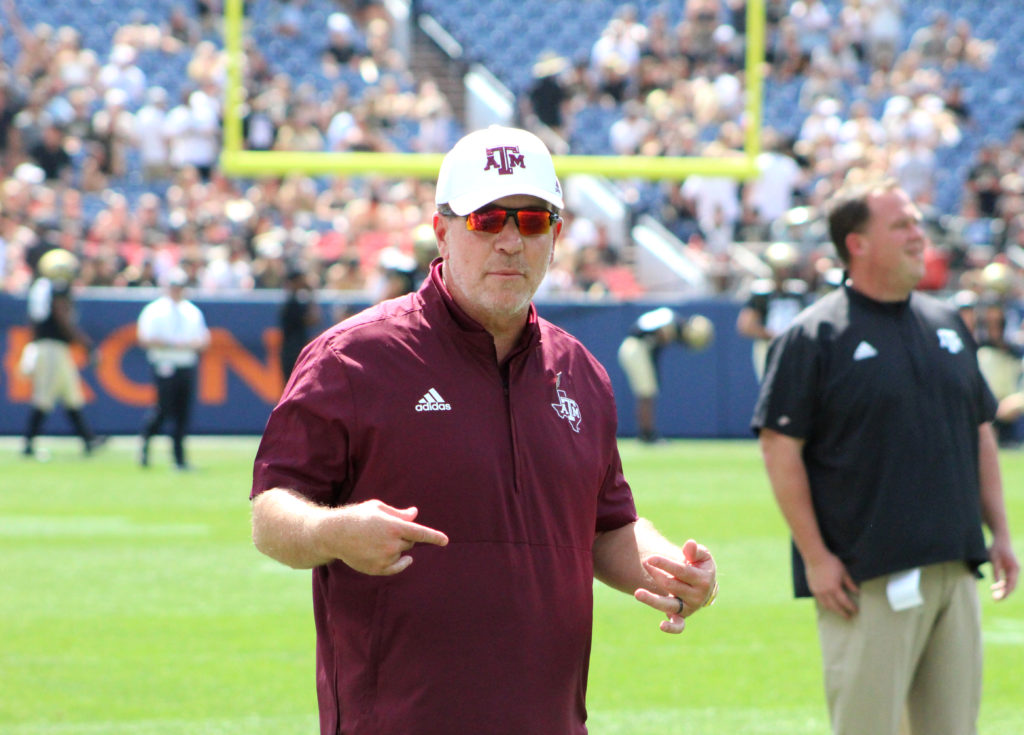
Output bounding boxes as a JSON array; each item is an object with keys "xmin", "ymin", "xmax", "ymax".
[{"xmin": 886, "ymin": 568, "xmax": 924, "ymax": 612}]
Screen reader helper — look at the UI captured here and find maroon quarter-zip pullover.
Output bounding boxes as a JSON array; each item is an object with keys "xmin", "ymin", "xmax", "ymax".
[{"xmin": 253, "ymin": 260, "xmax": 637, "ymax": 735}]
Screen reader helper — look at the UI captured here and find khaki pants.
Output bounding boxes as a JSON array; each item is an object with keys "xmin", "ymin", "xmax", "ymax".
[
  {"xmin": 752, "ymin": 339, "xmax": 769, "ymax": 382},
  {"xmin": 618, "ymin": 336, "xmax": 658, "ymax": 398},
  {"xmin": 816, "ymin": 561, "xmax": 981, "ymax": 735},
  {"xmin": 977, "ymin": 346, "xmax": 1021, "ymax": 401},
  {"xmin": 30, "ymin": 339, "xmax": 85, "ymax": 411}
]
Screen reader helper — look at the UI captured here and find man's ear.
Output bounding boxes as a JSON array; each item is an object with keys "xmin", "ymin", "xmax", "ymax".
[
  {"xmin": 548, "ymin": 219, "xmax": 563, "ymax": 265},
  {"xmin": 845, "ymin": 231, "xmax": 865, "ymax": 259},
  {"xmin": 433, "ymin": 211, "xmax": 448, "ymax": 258}
]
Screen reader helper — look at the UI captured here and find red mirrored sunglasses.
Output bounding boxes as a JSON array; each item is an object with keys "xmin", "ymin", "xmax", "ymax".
[{"xmin": 440, "ymin": 205, "xmax": 561, "ymax": 236}]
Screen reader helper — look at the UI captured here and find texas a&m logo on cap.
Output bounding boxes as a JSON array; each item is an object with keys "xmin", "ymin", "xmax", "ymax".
[{"xmin": 484, "ymin": 145, "xmax": 526, "ymax": 175}]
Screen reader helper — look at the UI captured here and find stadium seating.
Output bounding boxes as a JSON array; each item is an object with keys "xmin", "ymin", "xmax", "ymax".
[
  {"xmin": 416, "ymin": 0, "xmax": 1019, "ymax": 218},
  {"xmin": 4, "ymin": 0, "xmax": 1023, "ymax": 286}
]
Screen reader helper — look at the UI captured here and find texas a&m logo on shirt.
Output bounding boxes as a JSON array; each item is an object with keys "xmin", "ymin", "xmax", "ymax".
[
  {"xmin": 550, "ymin": 372, "xmax": 582, "ymax": 433},
  {"xmin": 484, "ymin": 145, "xmax": 525, "ymax": 175}
]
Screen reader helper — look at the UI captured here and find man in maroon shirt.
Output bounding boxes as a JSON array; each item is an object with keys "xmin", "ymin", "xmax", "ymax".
[{"xmin": 250, "ymin": 125, "xmax": 718, "ymax": 735}]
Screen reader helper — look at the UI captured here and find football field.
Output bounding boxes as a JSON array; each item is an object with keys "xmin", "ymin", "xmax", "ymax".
[{"xmin": 2, "ymin": 437, "xmax": 1022, "ymax": 734}]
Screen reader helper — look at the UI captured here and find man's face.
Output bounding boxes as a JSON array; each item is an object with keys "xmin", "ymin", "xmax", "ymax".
[
  {"xmin": 434, "ymin": 195, "xmax": 560, "ymax": 331},
  {"xmin": 852, "ymin": 188, "xmax": 927, "ymax": 298}
]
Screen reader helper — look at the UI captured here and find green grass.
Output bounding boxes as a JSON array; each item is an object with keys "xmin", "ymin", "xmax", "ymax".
[{"xmin": 2, "ymin": 437, "xmax": 1022, "ymax": 734}]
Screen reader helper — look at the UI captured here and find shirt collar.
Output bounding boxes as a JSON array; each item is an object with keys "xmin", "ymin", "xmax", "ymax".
[
  {"xmin": 843, "ymin": 282, "xmax": 911, "ymax": 313},
  {"xmin": 422, "ymin": 258, "xmax": 541, "ymax": 357}
]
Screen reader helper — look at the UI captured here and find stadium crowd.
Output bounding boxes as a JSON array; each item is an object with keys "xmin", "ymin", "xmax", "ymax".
[{"xmin": 1, "ymin": 0, "xmax": 1024, "ymax": 308}]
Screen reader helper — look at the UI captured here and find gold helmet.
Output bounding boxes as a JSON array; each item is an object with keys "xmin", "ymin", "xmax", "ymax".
[
  {"xmin": 765, "ymin": 241, "xmax": 799, "ymax": 271},
  {"xmin": 682, "ymin": 314, "xmax": 715, "ymax": 351},
  {"xmin": 981, "ymin": 262, "xmax": 1013, "ymax": 296},
  {"xmin": 38, "ymin": 248, "xmax": 79, "ymax": 281}
]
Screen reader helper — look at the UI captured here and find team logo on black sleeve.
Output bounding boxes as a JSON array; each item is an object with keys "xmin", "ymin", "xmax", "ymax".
[
  {"xmin": 936, "ymin": 328, "xmax": 964, "ymax": 354},
  {"xmin": 550, "ymin": 372, "xmax": 582, "ymax": 433}
]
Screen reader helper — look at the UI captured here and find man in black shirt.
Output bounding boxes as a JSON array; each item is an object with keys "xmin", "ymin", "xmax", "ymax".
[
  {"xmin": 29, "ymin": 123, "xmax": 73, "ymax": 183},
  {"xmin": 279, "ymin": 264, "xmax": 321, "ymax": 384},
  {"xmin": 752, "ymin": 180, "xmax": 1018, "ymax": 735}
]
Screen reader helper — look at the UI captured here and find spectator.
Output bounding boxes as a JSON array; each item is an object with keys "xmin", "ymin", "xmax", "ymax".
[
  {"xmin": 639, "ymin": 5, "xmax": 673, "ymax": 62},
  {"xmin": 10, "ymin": 86, "xmax": 53, "ymax": 159},
  {"xmin": 4, "ymin": 1, "xmax": 52, "ymax": 82},
  {"xmin": 325, "ymin": 11, "xmax": 359, "ymax": 66},
  {"xmin": 909, "ymin": 10, "xmax": 952, "ymax": 67},
  {"xmin": 411, "ymin": 78, "xmax": 455, "ymax": 153},
  {"xmin": 942, "ymin": 81, "xmax": 971, "ymax": 127},
  {"xmin": 161, "ymin": 4, "xmax": 201, "ymax": 53},
  {"xmin": 746, "ymin": 128, "xmax": 806, "ymax": 231},
  {"xmin": 966, "ymin": 142, "xmax": 1004, "ymax": 219},
  {"xmin": 200, "ymin": 241, "xmax": 254, "ymax": 291},
  {"xmin": 0, "ymin": 75, "xmax": 25, "ymax": 162},
  {"xmin": 685, "ymin": 0, "xmax": 724, "ymax": 63},
  {"xmin": 134, "ymin": 86, "xmax": 171, "ymax": 180},
  {"xmin": 90, "ymin": 88, "xmax": 135, "ymax": 179},
  {"xmin": 862, "ymin": 0, "xmax": 902, "ymax": 70},
  {"xmin": 186, "ymin": 40, "xmax": 226, "ymax": 89},
  {"xmin": 768, "ymin": 16, "xmax": 811, "ymax": 79},
  {"xmin": 98, "ymin": 44, "xmax": 147, "ymax": 106},
  {"xmin": 837, "ymin": 99, "xmax": 886, "ymax": 153},
  {"xmin": 194, "ymin": 0, "xmax": 220, "ymax": 34},
  {"xmin": 945, "ymin": 18, "xmax": 995, "ymax": 70},
  {"xmin": 609, "ymin": 99, "xmax": 650, "ymax": 155},
  {"xmin": 889, "ymin": 132, "xmax": 937, "ymax": 205},
  {"xmin": 273, "ymin": 0, "xmax": 304, "ymax": 38},
  {"xmin": 522, "ymin": 51, "xmax": 572, "ymax": 137},
  {"xmin": 164, "ymin": 89, "xmax": 220, "ymax": 180},
  {"xmin": 244, "ymin": 102, "xmax": 278, "ymax": 153},
  {"xmin": 590, "ymin": 17, "xmax": 641, "ymax": 85},
  {"xmin": 789, "ymin": 0, "xmax": 832, "ymax": 57},
  {"xmin": 836, "ymin": 0, "xmax": 868, "ymax": 62},
  {"xmin": 272, "ymin": 99, "xmax": 324, "ymax": 152},
  {"xmin": 51, "ymin": 26, "xmax": 96, "ymax": 91},
  {"xmin": 28, "ymin": 122, "xmax": 73, "ymax": 183},
  {"xmin": 679, "ymin": 141, "xmax": 743, "ymax": 256}
]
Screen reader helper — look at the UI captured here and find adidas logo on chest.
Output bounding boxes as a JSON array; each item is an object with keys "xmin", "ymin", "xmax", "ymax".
[
  {"xmin": 415, "ymin": 388, "xmax": 451, "ymax": 412},
  {"xmin": 852, "ymin": 341, "xmax": 878, "ymax": 361}
]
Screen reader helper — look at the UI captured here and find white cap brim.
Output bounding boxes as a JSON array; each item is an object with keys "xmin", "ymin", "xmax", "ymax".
[{"xmin": 447, "ymin": 183, "xmax": 563, "ymax": 216}]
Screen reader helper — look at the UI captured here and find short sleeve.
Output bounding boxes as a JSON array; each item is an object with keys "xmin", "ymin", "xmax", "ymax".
[
  {"xmin": 750, "ymin": 325, "xmax": 820, "ymax": 439},
  {"xmin": 251, "ymin": 341, "xmax": 353, "ymax": 506},
  {"xmin": 594, "ymin": 445, "xmax": 639, "ymax": 533}
]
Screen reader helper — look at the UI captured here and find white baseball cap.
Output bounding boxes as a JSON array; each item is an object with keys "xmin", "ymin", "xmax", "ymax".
[
  {"xmin": 164, "ymin": 267, "xmax": 189, "ymax": 287},
  {"xmin": 435, "ymin": 125, "xmax": 564, "ymax": 215}
]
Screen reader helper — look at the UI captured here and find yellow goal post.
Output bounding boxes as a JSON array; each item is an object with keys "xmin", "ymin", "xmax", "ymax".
[{"xmin": 218, "ymin": 0, "xmax": 765, "ymax": 181}]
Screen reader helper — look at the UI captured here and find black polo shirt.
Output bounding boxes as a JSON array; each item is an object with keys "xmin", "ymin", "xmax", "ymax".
[{"xmin": 752, "ymin": 284, "xmax": 996, "ymax": 597}]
